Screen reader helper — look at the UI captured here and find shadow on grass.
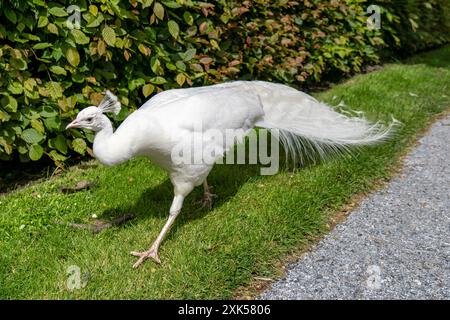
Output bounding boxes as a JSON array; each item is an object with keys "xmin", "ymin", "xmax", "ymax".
[
  {"xmin": 0, "ymin": 158, "xmax": 53, "ymax": 194},
  {"xmin": 0, "ymin": 155, "xmax": 88, "ymax": 194},
  {"xmin": 403, "ymin": 45, "xmax": 450, "ymax": 69},
  {"xmin": 99, "ymin": 162, "xmax": 263, "ymax": 241}
]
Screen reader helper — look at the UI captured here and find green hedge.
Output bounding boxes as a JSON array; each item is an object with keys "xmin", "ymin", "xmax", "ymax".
[
  {"xmin": 371, "ymin": 0, "xmax": 450, "ymax": 54},
  {"xmin": 0, "ymin": 0, "xmax": 449, "ymax": 165}
]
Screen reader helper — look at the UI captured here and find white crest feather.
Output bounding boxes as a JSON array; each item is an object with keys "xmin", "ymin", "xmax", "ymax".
[{"xmin": 98, "ymin": 90, "xmax": 121, "ymax": 115}]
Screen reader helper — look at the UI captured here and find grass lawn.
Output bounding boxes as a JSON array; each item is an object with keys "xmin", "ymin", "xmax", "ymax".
[{"xmin": 1, "ymin": 46, "xmax": 449, "ymax": 299}]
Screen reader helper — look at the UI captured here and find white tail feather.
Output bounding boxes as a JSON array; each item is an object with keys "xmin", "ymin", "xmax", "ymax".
[{"xmin": 251, "ymin": 81, "xmax": 399, "ymax": 165}]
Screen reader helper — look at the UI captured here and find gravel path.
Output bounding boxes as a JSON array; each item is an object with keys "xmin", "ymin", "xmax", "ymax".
[{"xmin": 261, "ymin": 115, "xmax": 450, "ymax": 300}]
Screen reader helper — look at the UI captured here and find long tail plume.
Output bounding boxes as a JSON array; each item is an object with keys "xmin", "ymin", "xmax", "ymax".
[{"xmin": 251, "ymin": 81, "xmax": 400, "ymax": 166}]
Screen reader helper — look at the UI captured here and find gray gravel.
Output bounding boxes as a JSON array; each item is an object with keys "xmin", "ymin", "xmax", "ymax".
[{"xmin": 261, "ymin": 115, "xmax": 450, "ymax": 300}]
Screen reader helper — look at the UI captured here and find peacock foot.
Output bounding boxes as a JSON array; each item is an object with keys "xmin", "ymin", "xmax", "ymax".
[
  {"xmin": 131, "ymin": 247, "xmax": 161, "ymax": 268},
  {"xmin": 197, "ymin": 191, "xmax": 218, "ymax": 209}
]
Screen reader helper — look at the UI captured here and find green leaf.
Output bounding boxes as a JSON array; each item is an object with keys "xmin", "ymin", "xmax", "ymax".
[
  {"xmin": 409, "ymin": 18, "xmax": 419, "ymax": 32},
  {"xmin": 53, "ymin": 134, "xmax": 68, "ymax": 154},
  {"xmin": 210, "ymin": 39, "xmax": 220, "ymax": 50},
  {"xmin": 0, "ymin": 137, "xmax": 13, "ymax": 154},
  {"xmin": 65, "ymin": 47, "xmax": 80, "ymax": 67},
  {"xmin": 50, "ymin": 65, "xmax": 67, "ymax": 76},
  {"xmin": 8, "ymin": 82, "xmax": 23, "ymax": 95},
  {"xmin": 47, "ymin": 81, "xmax": 64, "ymax": 99},
  {"xmin": 24, "ymin": 79, "xmax": 39, "ymax": 93},
  {"xmin": 1, "ymin": 95, "xmax": 18, "ymax": 113},
  {"xmin": 44, "ymin": 116, "xmax": 61, "ymax": 131},
  {"xmin": 0, "ymin": 110, "xmax": 11, "ymax": 122},
  {"xmin": 220, "ymin": 13, "xmax": 230, "ymax": 24},
  {"xmin": 48, "ymin": 150, "xmax": 67, "ymax": 162},
  {"xmin": 32, "ymin": 42, "xmax": 52, "ymax": 50},
  {"xmin": 72, "ymin": 138, "xmax": 87, "ymax": 155},
  {"xmin": 30, "ymin": 0, "xmax": 45, "ymax": 8},
  {"xmin": 183, "ymin": 12, "xmax": 194, "ymax": 26},
  {"xmin": 40, "ymin": 106, "xmax": 58, "ymax": 118},
  {"xmin": 153, "ymin": 2, "xmax": 165, "ymax": 20},
  {"xmin": 180, "ymin": 48, "xmax": 196, "ymax": 62},
  {"xmin": 4, "ymin": 8, "xmax": 17, "ymax": 24},
  {"xmin": 142, "ymin": 83, "xmax": 155, "ymax": 97},
  {"xmin": 37, "ymin": 16, "xmax": 48, "ymax": 28},
  {"xmin": 49, "ymin": 7, "xmax": 68, "ymax": 17},
  {"xmin": 24, "ymin": 33, "xmax": 41, "ymax": 41},
  {"xmin": 29, "ymin": 144, "xmax": 44, "ymax": 161},
  {"xmin": 166, "ymin": 62, "xmax": 176, "ymax": 71},
  {"xmin": 150, "ymin": 57, "xmax": 162, "ymax": 75},
  {"xmin": 167, "ymin": 20, "xmax": 179, "ymax": 39},
  {"xmin": 71, "ymin": 29, "xmax": 90, "ymax": 45},
  {"xmin": 102, "ymin": 26, "xmax": 116, "ymax": 46},
  {"xmin": 128, "ymin": 78, "xmax": 146, "ymax": 91},
  {"xmin": 150, "ymin": 76, "xmax": 167, "ymax": 84},
  {"xmin": 57, "ymin": 97, "xmax": 74, "ymax": 112},
  {"xmin": 31, "ymin": 119, "xmax": 45, "ymax": 134},
  {"xmin": 89, "ymin": 5, "xmax": 98, "ymax": 16},
  {"xmin": 22, "ymin": 128, "xmax": 44, "ymax": 144},
  {"xmin": 71, "ymin": 73, "xmax": 85, "ymax": 83},
  {"xmin": 19, "ymin": 26, "xmax": 29, "ymax": 36},
  {"xmin": 16, "ymin": 143, "xmax": 27, "ymax": 155},
  {"xmin": 10, "ymin": 58, "xmax": 27, "ymax": 70},
  {"xmin": 142, "ymin": 0, "xmax": 154, "ymax": 9},
  {"xmin": 161, "ymin": 1, "xmax": 182, "ymax": 8},
  {"xmin": 175, "ymin": 60, "xmax": 186, "ymax": 71},
  {"xmin": 52, "ymin": 47, "xmax": 64, "ymax": 60},
  {"xmin": 84, "ymin": 12, "xmax": 105, "ymax": 28}
]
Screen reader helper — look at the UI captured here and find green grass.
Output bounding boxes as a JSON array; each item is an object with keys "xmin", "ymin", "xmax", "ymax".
[{"xmin": 1, "ymin": 46, "xmax": 449, "ymax": 299}]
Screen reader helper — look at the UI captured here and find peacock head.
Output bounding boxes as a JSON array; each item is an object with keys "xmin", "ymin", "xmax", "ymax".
[{"xmin": 66, "ymin": 90, "xmax": 121, "ymax": 132}]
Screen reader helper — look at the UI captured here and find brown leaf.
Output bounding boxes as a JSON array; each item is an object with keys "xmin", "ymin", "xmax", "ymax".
[
  {"xmin": 97, "ymin": 39, "xmax": 106, "ymax": 56},
  {"xmin": 90, "ymin": 92, "xmax": 104, "ymax": 105},
  {"xmin": 190, "ymin": 63, "xmax": 203, "ymax": 72},
  {"xmin": 199, "ymin": 57, "xmax": 213, "ymax": 65},
  {"xmin": 228, "ymin": 60, "xmax": 241, "ymax": 67},
  {"xmin": 86, "ymin": 77, "xmax": 97, "ymax": 84},
  {"xmin": 124, "ymin": 50, "xmax": 131, "ymax": 61},
  {"xmin": 59, "ymin": 179, "xmax": 98, "ymax": 194},
  {"xmin": 199, "ymin": 22, "xmax": 208, "ymax": 34}
]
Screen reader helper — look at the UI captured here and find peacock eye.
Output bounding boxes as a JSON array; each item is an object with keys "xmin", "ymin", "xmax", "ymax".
[{"xmin": 86, "ymin": 117, "xmax": 93, "ymax": 122}]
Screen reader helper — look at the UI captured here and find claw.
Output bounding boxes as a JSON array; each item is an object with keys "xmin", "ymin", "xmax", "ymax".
[
  {"xmin": 131, "ymin": 248, "xmax": 161, "ymax": 268},
  {"xmin": 197, "ymin": 191, "xmax": 218, "ymax": 209}
]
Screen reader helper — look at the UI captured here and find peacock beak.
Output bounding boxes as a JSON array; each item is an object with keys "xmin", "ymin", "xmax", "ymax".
[{"xmin": 66, "ymin": 119, "xmax": 80, "ymax": 129}]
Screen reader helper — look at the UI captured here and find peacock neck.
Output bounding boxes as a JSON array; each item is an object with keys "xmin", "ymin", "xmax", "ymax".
[{"xmin": 93, "ymin": 116, "xmax": 132, "ymax": 166}]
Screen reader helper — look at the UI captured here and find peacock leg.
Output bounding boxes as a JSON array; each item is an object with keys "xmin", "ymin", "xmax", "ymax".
[
  {"xmin": 197, "ymin": 179, "xmax": 217, "ymax": 209},
  {"xmin": 131, "ymin": 194, "xmax": 185, "ymax": 268}
]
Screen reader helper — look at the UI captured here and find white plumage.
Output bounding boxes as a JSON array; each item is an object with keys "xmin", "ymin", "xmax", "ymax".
[{"xmin": 66, "ymin": 81, "xmax": 396, "ymax": 268}]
